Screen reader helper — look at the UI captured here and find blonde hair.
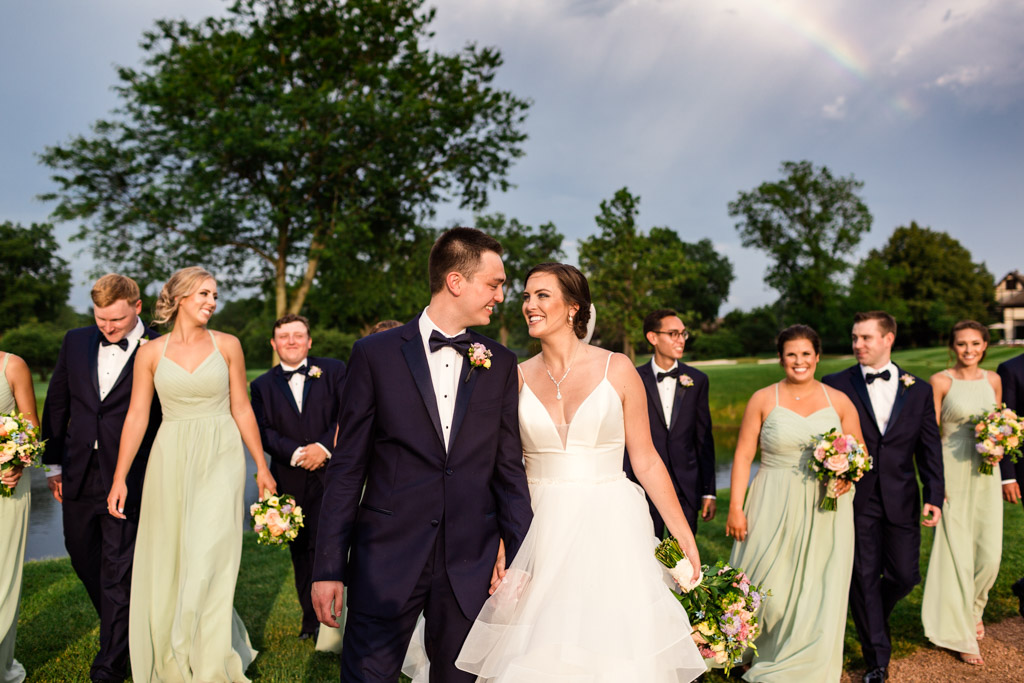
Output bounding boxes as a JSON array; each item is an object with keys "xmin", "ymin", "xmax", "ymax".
[
  {"xmin": 153, "ymin": 266, "xmax": 215, "ymax": 327},
  {"xmin": 91, "ymin": 274, "xmax": 141, "ymax": 308}
]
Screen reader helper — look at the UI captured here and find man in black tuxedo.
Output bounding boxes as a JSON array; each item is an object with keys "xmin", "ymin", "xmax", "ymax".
[
  {"xmin": 41, "ymin": 274, "xmax": 161, "ymax": 682},
  {"xmin": 250, "ymin": 314, "xmax": 346, "ymax": 641},
  {"xmin": 998, "ymin": 351, "xmax": 1024, "ymax": 617},
  {"xmin": 823, "ymin": 311, "xmax": 944, "ymax": 683},
  {"xmin": 626, "ymin": 309, "xmax": 715, "ymax": 536},
  {"xmin": 312, "ymin": 227, "xmax": 533, "ymax": 682}
]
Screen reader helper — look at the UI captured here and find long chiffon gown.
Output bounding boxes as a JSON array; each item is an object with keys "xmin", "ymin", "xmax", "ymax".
[
  {"xmin": 454, "ymin": 356, "xmax": 707, "ymax": 682},
  {"xmin": 129, "ymin": 332, "xmax": 257, "ymax": 681},
  {"xmin": 0, "ymin": 355, "xmax": 28, "ymax": 683},
  {"xmin": 921, "ymin": 371, "xmax": 1001, "ymax": 656},
  {"xmin": 728, "ymin": 383, "xmax": 855, "ymax": 682}
]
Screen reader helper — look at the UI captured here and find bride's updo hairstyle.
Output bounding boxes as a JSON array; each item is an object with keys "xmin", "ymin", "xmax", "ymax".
[
  {"xmin": 524, "ymin": 263, "xmax": 592, "ymax": 339},
  {"xmin": 775, "ymin": 324, "xmax": 821, "ymax": 357},
  {"xmin": 153, "ymin": 266, "xmax": 215, "ymax": 327}
]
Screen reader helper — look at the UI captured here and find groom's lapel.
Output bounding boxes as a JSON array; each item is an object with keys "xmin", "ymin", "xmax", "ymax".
[
  {"xmin": 449, "ymin": 344, "xmax": 482, "ymax": 456},
  {"xmin": 848, "ymin": 366, "xmax": 879, "ymax": 437},
  {"xmin": 401, "ymin": 327, "xmax": 445, "ymax": 448},
  {"xmin": 639, "ymin": 364, "xmax": 666, "ymax": 428},
  {"xmin": 271, "ymin": 366, "xmax": 302, "ymax": 416},
  {"xmin": 885, "ymin": 363, "xmax": 909, "ymax": 436},
  {"xmin": 88, "ymin": 328, "xmax": 102, "ymax": 400}
]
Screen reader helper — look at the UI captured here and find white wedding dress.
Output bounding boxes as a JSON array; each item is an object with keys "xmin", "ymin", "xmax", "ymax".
[{"xmin": 449, "ymin": 357, "xmax": 706, "ymax": 682}]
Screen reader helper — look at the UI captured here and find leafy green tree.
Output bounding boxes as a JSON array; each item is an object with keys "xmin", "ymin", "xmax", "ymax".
[
  {"xmin": 0, "ymin": 222, "xmax": 72, "ymax": 334},
  {"xmin": 578, "ymin": 188, "xmax": 694, "ymax": 360},
  {"xmin": 688, "ymin": 328, "xmax": 745, "ymax": 360},
  {"xmin": 849, "ymin": 222, "xmax": 994, "ymax": 347},
  {"xmin": 40, "ymin": 0, "xmax": 530, "ymax": 320},
  {"xmin": 728, "ymin": 160, "xmax": 872, "ymax": 342},
  {"xmin": 473, "ymin": 214, "xmax": 564, "ymax": 348},
  {"xmin": 647, "ymin": 230, "xmax": 734, "ymax": 325},
  {"xmin": 720, "ymin": 306, "xmax": 780, "ymax": 356},
  {"xmin": 0, "ymin": 322, "xmax": 65, "ymax": 380}
]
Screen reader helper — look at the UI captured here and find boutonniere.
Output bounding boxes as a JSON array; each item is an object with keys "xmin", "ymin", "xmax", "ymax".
[
  {"xmin": 466, "ymin": 343, "xmax": 492, "ymax": 382},
  {"xmin": 900, "ymin": 373, "xmax": 915, "ymax": 388},
  {"xmin": 678, "ymin": 374, "xmax": 694, "ymax": 388},
  {"xmin": 138, "ymin": 337, "xmax": 149, "ymax": 347},
  {"xmin": 307, "ymin": 365, "xmax": 323, "ymax": 379}
]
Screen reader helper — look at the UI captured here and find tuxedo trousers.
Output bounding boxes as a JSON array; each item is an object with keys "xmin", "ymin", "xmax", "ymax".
[
  {"xmin": 287, "ymin": 470, "xmax": 324, "ymax": 633},
  {"xmin": 62, "ymin": 454, "xmax": 139, "ymax": 681},
  {"xmin": 850, "ymin": 489, "xmax": 921, "ymax": 669},
  {"xmin": 339, "ymin": 524, "xmax": 476, "ymax": 683}
]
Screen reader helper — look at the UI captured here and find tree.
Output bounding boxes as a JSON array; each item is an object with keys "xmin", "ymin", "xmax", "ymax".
[
  {"xmin": 647, "ymin": 230, "xmax": 734, "ymax": 325},
  {"xmin": 728, "ymin": 160, "xmax": 872, "ymax": 342},
  {"xmin": 578, "ymin": 188, "xmax": 694, "ymax": 360},
  {"xmin": 0, "ymin": 222, "xmax": 72, "ymax": 334},
  {"xmin": 40, "ymin": 0, "xmax": 530, "ymax": 320},
  {"xmin": 0, "ymin": 322, "xmax": 65, "ymax": 380},
  {"xmin": 849, "ymin": 222, "xmax": 994, "ymax": 347},
  {"xmin": 720, "ymin": 306, "xmax": 780, "ymax": 356},
  {"xmin": 473, "ymin": 214, "xmax": 564, "ymax": 348}
]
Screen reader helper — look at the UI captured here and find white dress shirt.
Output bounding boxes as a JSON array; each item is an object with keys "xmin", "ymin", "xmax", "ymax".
[
  {"xmin": 51, "ymin": 319, "xmax": 146, "ymax": 478},
  {"xmin": 281, "ymin": 358, "xmax": 331, "ymax": 467},
  {"xmin": 420, "ymin": 307, "xmax": 465, "ymax": 451},
  {"xmin": 862, "ymin": 361, "xmax": 899, "ymax": 434},
  {"xmin": 651, "ymin": 358, "xmax": 678, "ymax": 428}
]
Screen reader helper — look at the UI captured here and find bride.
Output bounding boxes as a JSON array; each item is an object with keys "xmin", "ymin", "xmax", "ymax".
[{"xmin": 450, "ymin": 263, "xmax": 706, "ymax": 681}]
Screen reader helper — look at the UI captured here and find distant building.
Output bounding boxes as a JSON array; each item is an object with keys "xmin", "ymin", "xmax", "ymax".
[{"xmin": 994, "ymin": 271, "xmax": 1024, "ymax": 343}]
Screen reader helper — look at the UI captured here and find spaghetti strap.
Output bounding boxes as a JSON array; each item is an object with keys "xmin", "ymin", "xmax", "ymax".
[
  {"xmin": 1, "ymin": 352, "xmax": 9, "ymax": 373},
  {"xmin": 161, "ymin": 336, "xmax": 171, "ymax": 356},
  {"xmin": 821, "ymin": 383, "xmax": 834, "ymax": 408},
  {"xmin": 208, "ymin": 329, "xmax": 219, "ymax": 350},
  {"xmin": 774, "ymin": 382, "xmax": 780, "ymax": 407},
  {"xmin": 942, "ymin": 370, "xmax": 954, "ymax": 380},
  {"xmin": 516, "ymin": 364, "xmax": 525, "ymax": 380},
  {"xmin": 603, "ymin": 352, "xmax": 613, "ymax": 379}
]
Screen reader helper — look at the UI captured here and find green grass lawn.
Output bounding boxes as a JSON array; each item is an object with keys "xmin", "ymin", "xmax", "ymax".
[{"xmin": 15, "ymin": 345, "xmax": 1024, "ymax": 680}]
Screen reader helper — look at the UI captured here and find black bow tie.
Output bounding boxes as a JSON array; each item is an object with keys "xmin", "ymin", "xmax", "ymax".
[
  {"xmin": 100, "ymin": 337, "xmax": 130, "ymax": 351},
  {"xmin": 865, "ymin": 369, "xmax": 891, "ymax": 384},
  {"xmin": 657, "ymin": 368, "xmax": 680, "ymax": 383},
  {"xmin": 428, "ymin": 330, "xmax": 472, "ymax": 354},
  {"xmin": 282, "ymin": 365, "xmax": 308, "ymax": 381}
]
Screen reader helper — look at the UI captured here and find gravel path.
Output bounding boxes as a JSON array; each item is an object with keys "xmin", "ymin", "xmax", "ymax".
[{"xmin": 841, "ymin": 616, "xmax": 1024, "ymax": 682}]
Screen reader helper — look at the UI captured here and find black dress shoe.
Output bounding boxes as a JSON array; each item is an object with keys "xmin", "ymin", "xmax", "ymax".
[
  {"xmin": 863, "ymin": 666, "xmax": 888, "ymax": 683},
  {"xmin": 299, "ymin": 626, "xmax": 319, "ymax": 642},
  {"xmin": 1013, "ymin": 578, "xmax": 1024, "ymax": 618}
]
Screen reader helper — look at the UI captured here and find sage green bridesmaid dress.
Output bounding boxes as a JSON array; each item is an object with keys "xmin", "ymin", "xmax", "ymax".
[
  {"xmin": 0, "ymin": 354, "xmax": 28, "ymax": 683},
  {"xmin": 921, "ymin": 371, "xmax": 1001, "ymax": 656},
  {"xmin": 729, "ymin": 383, "xmax": 855, "ymax": 682},
  {"xmin": 129, "ymin": 332, "xmax": 257, "ymax": 682}
]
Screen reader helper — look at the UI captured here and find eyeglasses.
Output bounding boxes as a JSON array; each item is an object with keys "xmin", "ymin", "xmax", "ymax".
[{"xmin": 653, "ymin": 330, "xmax": 689, "ymax": 341}]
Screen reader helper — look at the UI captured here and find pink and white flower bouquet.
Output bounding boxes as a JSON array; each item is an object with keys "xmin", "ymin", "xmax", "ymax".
[
  {"xmin": 250, "ymin": 492, "xmax": 304, "ymax": 546},
  {"xmin": 807, "ymin": 428, "xmax": 871, "ymax": 511},
  {"xmin": 971, "ymin": 403, "xmax": 1023, "ymax": 475},
  {"xmin": 655, "ymin": 539, "xmax": 769, "ymax": 675},
  {"xmin": 0, "ymin": 412, "xmax": 46, "ymax": 497}
]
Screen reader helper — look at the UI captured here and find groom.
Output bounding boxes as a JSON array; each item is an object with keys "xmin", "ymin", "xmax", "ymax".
[
  {"xmin": 823, "ymin": 311, "xmax": 944, "ymax": 683},
  {"xmin": 41, "ymin": 274, "xmax": 161, "ymax": 682},
  {"xmin": 312, "ymin": 227, "xmax": 533, "ymax": 682},
  {"xmin": 998, "ymin": 351, "xmax": 1024, "ymax": 617}
]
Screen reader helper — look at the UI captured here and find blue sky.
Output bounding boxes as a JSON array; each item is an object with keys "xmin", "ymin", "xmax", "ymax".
[{"xmin": 2, "ymin": 0, "xmax": 1022, "ymax": 315}]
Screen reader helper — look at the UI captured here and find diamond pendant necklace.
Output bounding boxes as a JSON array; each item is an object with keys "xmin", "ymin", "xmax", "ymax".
[{"xmin": 545, "ymin": 341, "xmax": 581, "ymax": 400}]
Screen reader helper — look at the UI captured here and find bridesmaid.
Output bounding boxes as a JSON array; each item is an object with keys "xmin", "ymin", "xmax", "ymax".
[
  {"xmin": 922, "ymin": 320, "xmax": 1002, "ymax": 666},
  {"xmin": 107, "ymin": 267, "xmax": 276, "ymax": 682},
  {"xmin": 0, "ymin": 350, "xmax": 37, "ymax": 683},
  {"xmin": 726, "ymin": 325, "xmax": 864, "ymax": 682}
]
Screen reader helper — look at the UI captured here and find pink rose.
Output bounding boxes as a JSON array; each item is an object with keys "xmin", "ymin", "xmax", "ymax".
[
  {"xmin": 824, "ymin": 454, "xmax": 850, "ymax": 474},
  {"xmin": 832, "ymin": 435, "xmax": 851, "ymax": 454},
  {"xmin": 813, "ymin": 445, "xmax": 826, "ymax": 461}
]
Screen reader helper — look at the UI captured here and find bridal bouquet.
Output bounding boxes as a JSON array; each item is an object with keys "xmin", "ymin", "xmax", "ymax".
[
  {"xmin": 655, "ymin": 539, "xmax": 769, "ymax": 674},
  {"xmin": 0, "ymin": 412, "xmax": 46, "ymax": 497},
  {"xmin": 250, "ymin": 492, "xmax": 304, "ymax": 546},
  {"xmin": 807, "ymin": 428, "xmax": 871, "ymax": 511},
  {"xmin": 971, "ymin": 404, "xmax": 1023, "ymax": 475}
]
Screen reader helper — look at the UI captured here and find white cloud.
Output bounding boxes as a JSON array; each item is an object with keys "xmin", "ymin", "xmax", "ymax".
[{"xmin": 822, "ymin": 95, "xmax": 847, "ymax": 120}]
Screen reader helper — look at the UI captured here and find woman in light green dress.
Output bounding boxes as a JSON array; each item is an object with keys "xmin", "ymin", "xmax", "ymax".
[
  {"xmin": 0, "ymin": 351, "xmax": 39, "ymax": 683},
  {"xmin": 107, "ymin": 267, "xmax": 277, "ymax": 682},
  {"xmin": 922, "ymin": 320, "xmax": 1003, "ymax": 666},
  {"xmin": 726, "ymin": 325, "xmax": 864, "ymax": 682}
]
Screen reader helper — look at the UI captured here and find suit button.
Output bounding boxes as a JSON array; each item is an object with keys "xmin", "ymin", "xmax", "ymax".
[
  {"xmin": 431, "ymin": 519, "xmax": 439, "ymax": 527},
  {"xmin": 445, "ymin": 468, "xmax": 454, "ymax": 476}
]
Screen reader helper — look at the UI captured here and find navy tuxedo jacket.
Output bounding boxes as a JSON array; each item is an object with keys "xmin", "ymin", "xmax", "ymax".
[
  {"xmin": 41, "ymin": 325, "xmax": 162, "ymax": 508},
  {"xmin": 313, "ymin": 317, "xmax": 533, "ymax": 619},
  {"xmin": 823, "ymin": 364, "xmax": 944, "ymax": 523},
  {"xmin": 250, "ymin": 357, "xmax": 346, "ymax": 497},
  {"xmin": 626, "ymin": 362, "xmax": 715, "ymax": 508},
  {"xmin": 998, "ymin": 353, "xmax": 1024, "ymax": 484}
]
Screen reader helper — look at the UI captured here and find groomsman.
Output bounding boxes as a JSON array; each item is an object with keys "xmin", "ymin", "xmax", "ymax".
[
  {"xmin": 998, "ymin": 351, "xmax": 1024, "ymax": 617},
  {"xmin": 41, "ymin": 274, "xmax": 161, "ymax": 682},
  {"xmin": 626, "ymin": 309, "xmax": 715, "ymax": 536},
  {"xmin": 823, "ymin": 311, "xmax": 944, "ymax": 683},
  {"xmin": 250, "ymin": 314, "xmax": 346, "ymax": 641}
]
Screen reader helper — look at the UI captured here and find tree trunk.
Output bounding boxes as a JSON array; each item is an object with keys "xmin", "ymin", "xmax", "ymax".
[{"xmin": 499, "ymin": 324, "xmax": 509, "ymax": 348}]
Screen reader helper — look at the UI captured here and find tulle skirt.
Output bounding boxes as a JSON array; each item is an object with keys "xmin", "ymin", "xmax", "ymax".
[{"xmin": 453, "ymin": 473, "xmax": 706, "ymax": 682}]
